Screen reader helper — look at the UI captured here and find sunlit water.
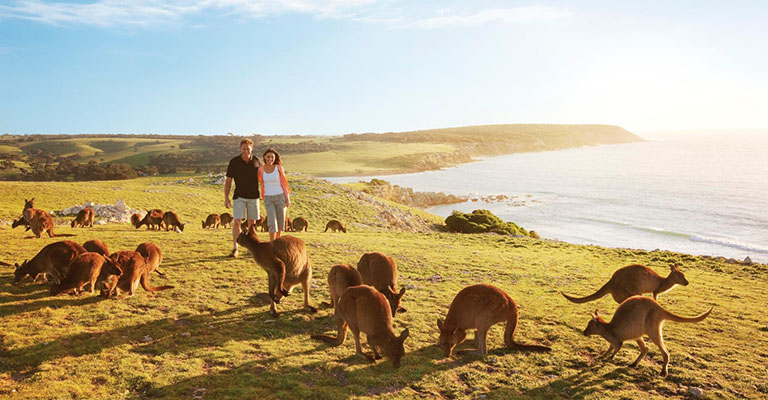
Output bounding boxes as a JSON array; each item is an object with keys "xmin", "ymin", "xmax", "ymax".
[{"xmin": 326, "ymin": 135, "xmax": 768, "ymax": 263}]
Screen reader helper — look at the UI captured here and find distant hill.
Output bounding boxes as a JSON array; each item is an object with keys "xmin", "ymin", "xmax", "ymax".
[{"xmin": 0, "ymin": 124, "xmax": 643, "ymax": 180}]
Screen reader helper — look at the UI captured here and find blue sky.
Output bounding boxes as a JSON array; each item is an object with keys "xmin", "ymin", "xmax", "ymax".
[{"xmin": 1, "ymin": 1, "xmax": 767, "ymax": 136}]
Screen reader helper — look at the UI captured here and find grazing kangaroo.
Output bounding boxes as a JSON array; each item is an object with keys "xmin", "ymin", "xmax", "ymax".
[
  {"xmin": 50, "ymin": 252, "xmax": 121, "ymax": 296},
  {"xmin": 236, "ymin": 226, "xmax": 316, "ymax": 317},
  {"xmin": 136, "ymin": 242, "xmax": 164, "ymax": 276},
  {"xmin": 323, "ymin": 264, "xmax": 363, "ymax": 308},
  {"xmin": 70, "ymin": 208, "xmax": 95, "ymax": 228},
  {"xmin": 324, "ymin": 219, "xmax": 347, "ymax": 233},
  {"xmin": 14, "ymin": 240, "xmax": 87, "ymax": 284},
  {"xmin": 561, "ymin": 264, "xmax": 689, "ymax": 304},
  {"xmin": 202, "ymin": 213, "xmax": 221, "ymax": 229},
  {"xmin": 135, "ymin": 209, "xmax": 165, "ymax": 230},
  {"xmin": 163, "ymin": 211, "xmax": 185, "ymax": 232},
  {"xmin": 22, "ymin": 198, "xmax": 55, "ymax": 238},
  {"xmin": 357, "ymin": 252, "xmax": 406, "ymax": 317},
  {"xmin": 583, "ymin": 296, "xmax": 713, "ymax": 376},
  {"xmin": 292, "ymin": 217, "xmax": 309, "ymax": 232},
  {"xmin": 83, "ymin": 239, "xmax": 110, "ymax": 257},
  {"xmin": 219, "ymin": 212, "xmax": 233, "ymax": 228},
  {"xmin": 101, "ymin": 251, "xmax": 174, "ymax": 298},
  {"xmin": 311, "ymin": 285, "xmax": 410, "ymax": 368},
  {"xmin": 437, "ymin": 284, "xmax": 551, "ymax": 357}
]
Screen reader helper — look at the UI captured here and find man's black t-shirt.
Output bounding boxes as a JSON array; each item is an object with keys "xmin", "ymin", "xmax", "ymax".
[{"xmin": 226, "ymin": 155, "xmax": 260, "ymax": 199}]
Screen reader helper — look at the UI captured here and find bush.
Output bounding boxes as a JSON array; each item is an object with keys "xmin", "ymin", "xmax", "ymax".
[{"xmin": 445, "ymin": 209, "xmax": 532, "ymax": 237}]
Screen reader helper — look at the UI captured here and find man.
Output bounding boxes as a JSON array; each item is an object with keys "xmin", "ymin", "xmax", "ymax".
[{"xmin": 224, "ymin": 139, "xmax": 261, "ymax": 257}]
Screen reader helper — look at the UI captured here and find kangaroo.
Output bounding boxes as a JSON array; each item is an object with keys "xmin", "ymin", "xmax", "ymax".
[
  {"xmin": 50, "ymin": 252, "xmax": 121, "ymax": 296},
  {"xmin": 311, "ymin": 285, "xmax": 410, "ymax": 368},
  {"xmin": 322, "ymin": 264, "xmax": 363, "ymax": 308},
  {"xmin": 101, "ymin": 250, "xmax": 174, "ymax": 298},
  {"xmin": 437, "ymin": 284, "xmax": 551, "ymax": 357},
  {"xmin": 135, "ymin": 209, "xmax": 164, "ymax": 230},
  {"xmin": 357, "ymin": 252, "xmax": 406, "ymax": 317},
  {"xmin": 292, "ymin": 217, "xmax": 309, "ymax": 232},
  {"xmin": 83, "ymin": 239, "xmax": 110, "ymax": 257},
  {"xmin": 22, "ymin": 198, "xmax": 55, "ymax": 238},
  {"xmin": 236, "ymin": 226, "xmax": 316, "ymax": 317},
  {"xmin": 324, "ymin": 219, "xmax": 347, "ymax": 233},
  {"xmin": 12, "ymin": 215, "xmax": 30, "ymax": 231},
  {"xmin": 219, "ymin": 212, "xmax": 233, "ymax": 228},
  {"xmin": 163, "ymin": 211, "xmax": 185, "ymax": 232},
  {"xmin": 583, "ymin": 296, "xmax": 713, "ymax": 376},
  {"xmin": 14, "ymin": 240, "xmax": 87, "ymax": 284},
  {"xmin": 70, "ymin": 208, "xmax": 95, "ymax": 228},
  {"xmin": 561, "ymin": 264, "xmax": 689, "ymax": 304},
  {"xmin": 136, "ymin": 242, "xmax": 164, "ymax": 276},
  {"xmin": 202, "ymin": 213, "xmax": 221, "ymax": 229}
]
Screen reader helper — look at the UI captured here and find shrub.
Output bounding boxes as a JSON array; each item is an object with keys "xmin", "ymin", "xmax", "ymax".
[{"xmin": 445, "ymin": 209, "xmax": 532, "ymax": 237}]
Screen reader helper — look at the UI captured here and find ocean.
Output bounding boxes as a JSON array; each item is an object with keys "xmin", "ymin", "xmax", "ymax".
[{"xmin": 326, "ymin": 134, "xmax": 768, "ymax": 263}]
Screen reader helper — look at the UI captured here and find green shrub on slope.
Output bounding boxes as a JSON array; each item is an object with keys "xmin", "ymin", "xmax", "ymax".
[{"xmin": 445, "ymin": 209, "xmax": 530, "ymax": 236}]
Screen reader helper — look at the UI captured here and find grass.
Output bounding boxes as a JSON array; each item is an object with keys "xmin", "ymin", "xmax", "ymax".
[{"xmin": 0, "ymin": 177, "xmax": 766, "ymax": 399}]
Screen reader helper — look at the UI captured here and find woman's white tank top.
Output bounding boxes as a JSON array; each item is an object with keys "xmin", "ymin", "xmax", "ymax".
[{"xmin": 263, "ymin": 167, "xmax": 284, "ymax": 196}]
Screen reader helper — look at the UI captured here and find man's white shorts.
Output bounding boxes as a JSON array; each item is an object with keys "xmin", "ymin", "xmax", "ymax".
[{"xmin": 233, "ymin": 198, "xmax": 260, "ymax": 221}]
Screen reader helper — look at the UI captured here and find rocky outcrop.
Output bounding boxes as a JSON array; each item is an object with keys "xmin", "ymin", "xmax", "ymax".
[
  {"xmin": 56, "ymin": 200, "xmax": 143, "ymax": 224},
  {"xmin": 360, "ymin": 180, "xmax": 466, "ymax": 208}
]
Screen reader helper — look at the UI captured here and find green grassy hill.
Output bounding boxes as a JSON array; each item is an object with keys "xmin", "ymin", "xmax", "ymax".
[{"xmin": 0, "ymin": 176, "xmax": 764, "ymax": 399}]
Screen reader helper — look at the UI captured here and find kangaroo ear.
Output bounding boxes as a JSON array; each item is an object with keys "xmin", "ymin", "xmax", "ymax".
[
  {"xmin": 399, "ymin": 328, "xmax": 410, "ymax": 342},
  {"xmin": 593, "ymin": 309, "xmax": 600, "ymax": 317},
  {"xmin": 437, "ymin": 318, "xmax": 444, "ymax": 331},
  {"xmin": 398, "ymin": 287, "xmax": 406, "ymax": 298}
]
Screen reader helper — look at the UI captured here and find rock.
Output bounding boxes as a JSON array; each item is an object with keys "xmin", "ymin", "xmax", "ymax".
[
  {"xmin": 743, "ymin": 256, "xmax": 753, "ymax": 265},
  {"xmin": 180, "ymin": 332, "xmax": 191, "ymax": 337},
  {"xmin": 687, "ymin": 386, "xmax": 703, "ymax": 398},
  {"xmin": 141, "ymin": 335, "xmax": 153, "ymax": 342}
]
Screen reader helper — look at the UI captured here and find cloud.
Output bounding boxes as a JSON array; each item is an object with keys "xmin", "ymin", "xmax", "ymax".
[{"xmin": 0, "ymin": 1, "xmax": 570, "ymax": 28}]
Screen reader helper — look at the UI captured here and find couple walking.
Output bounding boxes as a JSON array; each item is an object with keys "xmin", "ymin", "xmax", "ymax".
[{"xmin": 224, "ymin": 139, "xmax": 291, "ymax": 257}]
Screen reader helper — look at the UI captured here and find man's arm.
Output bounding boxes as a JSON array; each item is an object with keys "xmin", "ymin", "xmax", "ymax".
[{"xmin": 224, "ymin": 177, "xmax": 233, "ymax": 208}]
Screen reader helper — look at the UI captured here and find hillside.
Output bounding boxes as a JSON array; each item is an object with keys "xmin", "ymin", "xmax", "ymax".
[
  {"xmin": 0, "ymin": 125, "xmax": 643, "ymax": 179},
  {"xmin": 1, "ymin": 176, "xmax": 764, "ymax": 400}
]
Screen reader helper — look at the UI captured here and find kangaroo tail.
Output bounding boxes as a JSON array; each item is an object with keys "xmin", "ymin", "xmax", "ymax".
[
  {"xmin": 154, "ymin": 268, "xmax": 166, "ymax": 276},
  {"xmin": 0, "ymin": 261, "xmax": 11, "ymax": 266},
  {"xmin": 664, "ymin": 306, "xmax": 713, "ymax": 323},
  {"xmin": 504, "ymin": 305, "xmax": 552, "ymax": 352},
  {"xmin": 140, "ymin": 273, "xmax": 174, "ymax": 292},
  {"xmin": 311, "ymin": 318, "xmax": 348, "ymax": 346},
  {"xmin": 560, "ymin": 282, "xmax": 610, "ymax": 304},
  {"xmin": 324, "ymin": 226, "xmax": 329, "ymax": 232}
]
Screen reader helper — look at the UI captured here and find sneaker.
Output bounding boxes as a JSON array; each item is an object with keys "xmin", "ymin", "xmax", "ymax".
[{"xmin": 229, "ymin": 249, "xmax": 239, "ymax": 258}]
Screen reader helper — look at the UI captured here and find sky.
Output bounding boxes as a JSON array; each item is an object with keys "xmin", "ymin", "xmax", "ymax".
[{"xmin": 1, "ymin": 0, "xmax": 767, "ymax": 136}]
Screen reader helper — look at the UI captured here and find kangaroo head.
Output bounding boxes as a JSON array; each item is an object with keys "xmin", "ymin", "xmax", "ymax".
[
  {"xmin": 202, "ymin": 221, "xmax": 206, "ymax": 228},
  {"xmin": 13, "ymin": 260, "xmax": 29, "ymax": 283},
  {"xmin": 583, "ymin": 310, "xmax": 607, "ymax": 336},
  {"xmin": 385, "ymin": 286, "xmax": 406, "ymax": 317},
  {"xmin": 437, "ymin": 318, "xmax": 465, "ymax": 357},
  {"xmin": 179, "ymin": 223, "xmax": 185, "ymax": 232},
  {"xmin": 669, "ymin": 264, "xmax": 689, "ymax": 286},
  {"xmin": 71, "ymin": 219, "xmax": 77, "ymax": 228},
  {"xmin": 384, "ymin": 328, "xmax": 409, "ymax": 368},
  {"xmin": 49, "ymin": 282, "xmax": 63, "ymax": 296},
  {"xmin": 24, "ymin": 198, "xmax": 34, "ymax": 209}
]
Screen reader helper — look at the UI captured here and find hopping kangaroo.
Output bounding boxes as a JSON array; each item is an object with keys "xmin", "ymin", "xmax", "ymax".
[
  {"xmin": 291, "ymin": 217, "xmax": 309, "ymax": 232},
  {"xmin": 101, "ymin": 251, "xmax": 174, "ymax": 298},
  {"xmin": 311, "ymin": 285, "xmax": 410, "ymax": 368},
  {"xmin": 135, "ymin": 209, "xmax": 165, "ymax": 230},
  {"xmin": 561, "ymin": 264, "xmax": 689, "ymax": 304},
  {"xmin": 71, "ymin": 208, "xmax": 95, "ymax": 228},
  {"xmin": 219, "ymin": 212, "xmax": 233, "ymax": 228},
  {"xmin": 136, "ymin": 242, "xmax": 164, "ymax": 276},
  {"xmin": 22, "ymin": 198, "xmax": 55, "ymax": 238},
  {"xmin": 323, "ymin": 264, "xmax": 363, "ymax": 308},
  {"xmin": 83, "ymin": 239, "xmax": 110, "ymax": 257},
  {"xmin": 583, "ymin": 296, "xmax": 713, "ymax": 376},
  {"xmin": 14, "ymin": 241, "xmax": 87, "ymax": 284},
  {"xmin": 50, "ymin": 252, "xmax": 121, "ymax": 296},
  {"xmin": 357, "ymin": 252, "xmax": 405, "ymax": 317},
  {"xmin": 202, "ymin": 213, "xmax": 221, "ymax": 229},
  {"xmin": 236, "ymin": 226, "xmax": 316, "ymax": 317},
  {"xmin": 437, "ymin": 284, "xmax": 551, "ymax": 357},
  {"xmin": 163, "ymin": 211, "xmax": 185, "ymax": 232},
  {"xmin": 324, "ymin": 219, "xmax": 347, "ymax": 233}
]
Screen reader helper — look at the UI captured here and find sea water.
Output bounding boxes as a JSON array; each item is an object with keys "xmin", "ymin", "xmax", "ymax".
[{"xmin": 326, "ymin": 135, "xmax": 768, "ymax": 263}]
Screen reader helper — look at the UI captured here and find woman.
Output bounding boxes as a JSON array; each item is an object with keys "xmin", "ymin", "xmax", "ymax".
[{"xmin": 258, "ymin": 148, "xmax": 291, "ymax": 241}]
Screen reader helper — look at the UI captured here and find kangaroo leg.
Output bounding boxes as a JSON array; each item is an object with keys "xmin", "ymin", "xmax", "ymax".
[
  {"xmin": 607, "ymin": 341, "xmax": 623, "ymax": 360},
  {"xmin": 267, "ymin": 273, "xmax": 281, "ymax": 304},
  {"xmin": 601, "ymin": 344, "xmax": 614, "ymax": 358},
  {"xmin": 630, "ymin": 339, "xmax": 648, "ymax": 367},
  {"xmin": 648, "ymin": 329, "xmax": 670, "ymax": 376},
  {"xmin": 301, "ymin": 276, "xmax": 317, "ymax": 313},
  {"xmin": 473, "ymin": 327, "xmax": 489, "ymax": 355},
  {"xmin": 273, "ymin": 258, "xmax": 289, "ymax": 296},
  {"xmin": 352, "ymin": 328, "xmax": 374, "ymax": 362},
  {"xmin": 270, "ymin": 300, "xmax": 280, "ymax": 318}
]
